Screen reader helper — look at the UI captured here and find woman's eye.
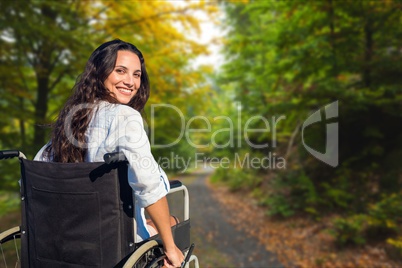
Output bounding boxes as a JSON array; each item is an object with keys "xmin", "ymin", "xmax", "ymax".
[
  {"xmin": 134, "ymin": 73, "xmax": 141, "ymax": 78},
  {"xmin": 116, "ymin": 69, "xmax": 125, "ymax": 74}
]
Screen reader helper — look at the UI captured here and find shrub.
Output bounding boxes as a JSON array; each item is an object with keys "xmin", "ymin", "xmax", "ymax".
[
  {"xmin": 329, "ymin": 193, "xmax": 402, "ymax": 247},
  {"xmin": 261, "ymin": 170, "xmax": 321, "ymax": 218},
  {"xmin": 330, "ymin": 214, "xmax": 368, "ymax": 246},
  {"xmin": 368, "ymin": 193, "xmax": 402, "ymax": 231},
  {"xmin": 210, "ymin": 166, "xmax": 260, "ymax": 191},
  {"xmin": 386, "ymin": 236, "xmax": 402, "ymax": 261}
]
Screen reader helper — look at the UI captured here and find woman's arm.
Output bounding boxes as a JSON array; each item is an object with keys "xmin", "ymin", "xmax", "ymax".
[
  {"xmin": 107, "ymin": 106, "xmax": 183, "ymax": 265},
  {"xmin": 145, "ymin": 196, "xmax": 184, "ymax": 267}
]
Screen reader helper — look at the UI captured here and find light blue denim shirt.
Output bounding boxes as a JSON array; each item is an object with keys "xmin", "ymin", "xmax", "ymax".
[{"xmin": 35, "ymin": 101, "xmax": 170, "ymax": 242}]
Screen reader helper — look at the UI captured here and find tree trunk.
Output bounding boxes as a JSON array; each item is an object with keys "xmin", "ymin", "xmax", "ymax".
[
  {"xmin": 328, "ymin": 0, "xmax": 338, "ymax": 75},
  {"xmin": 33, "ymin": 74, "xmax": 49, "ymax": 154},
  {"xmin": 363, "ymin": 18, "xmax": 373, "ymax": 89},
  {"xmin": 31, "ymin": 4, "xmax": 57, "ymax": 154},
  {"xmin": 19, "ymin": 97, "xmax": 26, "ymax": 148}
]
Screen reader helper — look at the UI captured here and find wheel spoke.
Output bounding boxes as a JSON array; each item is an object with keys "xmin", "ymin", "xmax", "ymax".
[
  {"xmin": 0, "ymin": 227, "xmax": 21, "ymax": 268},
  {"xmin": 13, "ymin": 235, "xmax": 20, "ymax": 267},
  {"xmin": 1, "ymin": 243, "xmax": 8, "ymax": 268}
]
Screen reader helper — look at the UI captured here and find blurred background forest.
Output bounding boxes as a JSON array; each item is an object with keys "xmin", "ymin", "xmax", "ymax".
[{"xmin": 1, "ymin": 0, "xmax": 401, "ymax": 266}]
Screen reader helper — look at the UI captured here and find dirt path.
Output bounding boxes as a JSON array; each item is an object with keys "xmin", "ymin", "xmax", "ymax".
[
  {"xmin": 171, "ymin": 167, "xmax": 283, "ymax": 268},
  {"xmin": 175, "ymin": 168, "xmax": 401, "ymax": 268}
]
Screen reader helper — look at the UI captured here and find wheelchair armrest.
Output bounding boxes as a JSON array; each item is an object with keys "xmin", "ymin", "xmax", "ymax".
[
  {"xmin": 104, "ymin": 152, "xmax": 127, "ymax": 164},
  {"xmin": 167, "ymin": 180, "xmax": 189, "ymax": 220},
  {"xmin": 169, "ymin": 180, "xmax": 182, "ymax": 189}
]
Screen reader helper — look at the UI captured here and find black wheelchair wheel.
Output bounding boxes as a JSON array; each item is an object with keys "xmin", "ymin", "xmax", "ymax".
[
  {"xmin": 0, "ymin": 226, "xmax": 21, "ymax": 268},
  {"xmin": 123, "ymin": 240, "xmax": 165, "ymax": 268}
]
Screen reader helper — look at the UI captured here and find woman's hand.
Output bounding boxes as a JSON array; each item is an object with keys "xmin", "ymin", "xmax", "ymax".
[
  {"xmin": 164, "ymin": 245, "xmax": 184, "ymax": 268},
  {"xmin": 145, "ymin": 197, "xmax": 184, "ymax": 267}
]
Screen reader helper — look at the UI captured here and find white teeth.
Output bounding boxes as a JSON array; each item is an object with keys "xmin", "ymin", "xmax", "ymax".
[{"xmin": 118, "ymin": 88, "xmax": 132, "ymax": 93}]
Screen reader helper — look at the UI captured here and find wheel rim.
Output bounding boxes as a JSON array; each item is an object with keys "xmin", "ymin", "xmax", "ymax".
[
  {"xmin": 123, "ymin": 240, "xmax": 165, "ymax": 268},
  {"xmin": 0, "ymin": 227, "xmax": 21, "ymax": 268}
]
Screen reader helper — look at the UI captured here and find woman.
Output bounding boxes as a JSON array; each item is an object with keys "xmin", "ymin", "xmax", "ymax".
[{"xmin": 35, "ymin": 39, "xmax": 184, "ymax": 268}]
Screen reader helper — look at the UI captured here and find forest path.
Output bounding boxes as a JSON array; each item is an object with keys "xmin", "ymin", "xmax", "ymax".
[{"xmin": 169, "ymin": 166, "xmax": 283, "ymax": 268}]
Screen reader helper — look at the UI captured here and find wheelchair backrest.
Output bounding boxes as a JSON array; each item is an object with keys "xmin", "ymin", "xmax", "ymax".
[{"xmin": 19, "ymin": 159, "xmax": 135, "ymax": 267}]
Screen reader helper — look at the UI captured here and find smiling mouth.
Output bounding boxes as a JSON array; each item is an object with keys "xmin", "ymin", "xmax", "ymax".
[{"xmin": 117, "ymin": 87, "xmax": 133, "ymax": 94}]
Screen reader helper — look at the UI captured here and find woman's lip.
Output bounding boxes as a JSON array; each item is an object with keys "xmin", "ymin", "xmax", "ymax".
[
  {"xmin": 117, "ymin": 87, "xmax": 133, "ymax": 95},
  {"xmin": 117, "ymin": 87, "xmax": 132, "ymax": 91}
]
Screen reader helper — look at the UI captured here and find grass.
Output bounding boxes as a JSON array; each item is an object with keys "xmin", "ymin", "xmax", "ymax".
[{"xmin": 0, "ymin": 191, "xmax": 21, "ymax": 231}]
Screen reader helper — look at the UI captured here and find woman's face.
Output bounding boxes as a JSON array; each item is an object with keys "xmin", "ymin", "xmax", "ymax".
[{"xmin": 104, "ymin": 50, "xmax": 142, "ymax": 104}]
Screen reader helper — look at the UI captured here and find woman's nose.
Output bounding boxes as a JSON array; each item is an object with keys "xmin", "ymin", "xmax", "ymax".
[{"xmin": 123, "ymin": 74, "xmax": 134, "ymax": 87}]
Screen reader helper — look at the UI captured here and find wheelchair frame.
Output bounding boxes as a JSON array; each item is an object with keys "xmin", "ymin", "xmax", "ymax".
[{"xmin": 0, "ymin": 150, "xmax": 199, "ymax": 268}]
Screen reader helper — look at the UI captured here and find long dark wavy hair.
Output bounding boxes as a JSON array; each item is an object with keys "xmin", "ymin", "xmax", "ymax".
[{"xmin": 45, "ymin": 39, "xmax": 150, "ymax": 163}]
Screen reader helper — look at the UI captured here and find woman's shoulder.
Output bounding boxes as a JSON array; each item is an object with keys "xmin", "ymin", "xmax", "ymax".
[{"xmin": 98, "ymin": 101, "xmax": 141, "ymax": 117}]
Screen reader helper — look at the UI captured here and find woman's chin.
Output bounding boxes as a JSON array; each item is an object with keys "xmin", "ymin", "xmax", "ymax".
[{"xmin": 116, "ymin": 95, "xmax": 133, "ymax": 104}]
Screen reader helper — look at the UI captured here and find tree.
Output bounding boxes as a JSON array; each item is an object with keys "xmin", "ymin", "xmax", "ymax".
[
  {"xmin": 0, "ymin": 1, "xmax": 98, "ymax": 155},
  {"xmin": 0, "ymin": 0, "xmax": 218, "ymax": 189},
  {"xmin": 215, "ymin": 0, "xmax": 402, "ymax": 217}
]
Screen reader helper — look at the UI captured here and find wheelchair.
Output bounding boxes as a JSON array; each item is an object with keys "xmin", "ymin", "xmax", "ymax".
[{"xmin": 0, "ymin": 150, "xmax": 199, "ymax": 268}]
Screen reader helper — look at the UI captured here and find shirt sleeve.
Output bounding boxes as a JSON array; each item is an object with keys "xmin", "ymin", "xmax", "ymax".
[
  {"xmin": 107, "ymin": 105, "xmax": 170, "ymax": 208},
  {"xmin": 34, "ymin": 143, "xmax": 50, "ymax": 161}
]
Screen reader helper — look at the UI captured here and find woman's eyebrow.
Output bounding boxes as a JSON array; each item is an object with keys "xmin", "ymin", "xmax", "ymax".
[{"xmin": 115, "ymin": 65, "xmax": 141, "ymax": 73}]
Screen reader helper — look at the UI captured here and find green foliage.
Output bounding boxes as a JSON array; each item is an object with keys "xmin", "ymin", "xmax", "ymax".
[
  {"xmin": 211, "ymin": 165, "xmax": 260, "ymax": 191},
  {"xmin": 259, "ymin": 171, "xmax": 319, "ymax": 218},
  {"xmin": 0, "ymin": 191, "xmax": 20, "ymax": 217},
  {"xmin": 367, "ymin": 193, "xmax": 402, "ymax": 234},
  {"xmin": 320, "ymin": 176, "xmax": 355, "ymax": 210},
  {"xmin": 330, "ymin": 214, "xmax": 368, "ymax": 246},
  {"xmin": 330, "ymin": 193, "xmax": 402, "ymax": 247},
  {"xmin": 0, "ymin": 161, "xmax": 20, "ymax": 192},
  {"xmin": 386, "ymin": 236, "xmax": 402, "ymax": 261},
  {"xmin": 216, "ymin": 0, "xmax": 402, "ymax": 246},
  {"xmin": 263, "ymin": 192, "xmax": 297, "ymax": 218}
]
